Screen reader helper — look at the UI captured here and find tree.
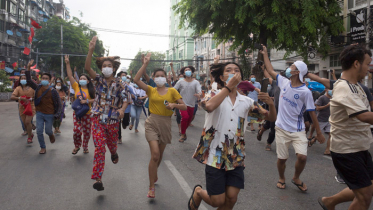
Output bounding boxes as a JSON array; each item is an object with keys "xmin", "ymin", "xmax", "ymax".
[
  {"xmin": 128, "ymin": 51, "xmax": 166, "ymax": 76},
  {"xmin": 33, "ymin": 16, "xmax": 106, "ymax": 77},
  {"xmin": 0, "ymin": 70, "xmax": 11, "ymax": 92},
  {"xmin": 174, "ymin": 0, "xmax": 344, "ymax": 80}
]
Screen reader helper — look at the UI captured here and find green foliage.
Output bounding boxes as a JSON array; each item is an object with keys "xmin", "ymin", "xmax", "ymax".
[
  {"xmin": 0, "ymin": 70, "xmax": 11, "ymax": 92},
  {"xmin": 174, "ymin": 0, "xmax": 345, "ymax": 79},
  {"xmin": 33, "ymin": 16, "xmax": 106, "ymax": 77},
  {"xmin": 128, "ymin": 51, "xmax": 166, "ymax": 76}
]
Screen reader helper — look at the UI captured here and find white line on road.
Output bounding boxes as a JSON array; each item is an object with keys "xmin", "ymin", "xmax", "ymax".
[
  {"xmin": 164, "ymin": 160, "xmax": 208, "ymax": 210},
  {"xmin": 323, "ymin": 155, "xmax": 332, "ymax": 160}
]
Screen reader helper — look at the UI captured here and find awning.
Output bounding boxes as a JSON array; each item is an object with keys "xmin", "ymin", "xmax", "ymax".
[
  {"xmin": 19, "ymin": 28, "xmax": 30, "ymax": 33},
  {"xmin": 9, "ymin": 76, "xmax": 19, "ymax": 79},
  {"xmin": 5, "ymin": 67, "xmax": 14, "ymax": 73}
]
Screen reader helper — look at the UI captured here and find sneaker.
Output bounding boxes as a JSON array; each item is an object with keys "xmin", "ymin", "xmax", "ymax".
[{"xmin": 335, "ymin": 174, "xmax": 345, "ymax": 184}]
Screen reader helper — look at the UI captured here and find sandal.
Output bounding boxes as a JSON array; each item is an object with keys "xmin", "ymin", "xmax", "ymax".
[
  {"xmin": 27, "ymin": 134, "xmax": 34, "ymax": 144},
  {"xmin": 179, "ymin": 137, "xmax": 187, "ymax": 143},
  {"xmin": 318, "ymin": 197, "xmax": 328, "ymax": 210},
  {"xmin": 32, "ymin": 124, "xmax": 36, "ymax": 130},
  {"xmin": 83, "ymin": 149, "xmax": 89, "ymax": 154},
  {"xmin": 257, "ymin": 129, "xmax": 262, "ymax": 141},
  {"xmin": 111, "ymin": 153, "xmax": 119, "ymax": 164},
  {"xmin": 265, "ymin": 144, "xmax": 271, "ymax": 151},
  {"xmin": 72, "ymin": 147, "xmax": 80, "ymax": 155},
  {"xmin": 277, "ymin": 181, "xmax": 286, "ymax": 189},
  {"xmin": 188, "ymin": 185, "xmax": 202, "ymax": 210},
  {"xmin": 118, "ymin": 138, "xmax": 122, "ymax": 144},
  {"xmin": 93, "ymin": 180, "xmax": 104, "ymax": 191},
  {"xmin": 39, "ymin": 148, "xmax": 46, "ymax": 154},
  {"xmin": 129, "ymin": 125, "xmax": 133, "ymax": 130},
  {"xmin": 291, "ymin": 179, "xmax": 307, "ymax": 192},
  {"xmin": 308, "ymin": 138, "xmax": 316, "ymax": 147},
  {"xmin": 21, "ymin": 131, "xmax": 27, "ymax": 136},
  {"xmin": 147, "ymin": 187, "xmax": 155, "ymax": 198}
]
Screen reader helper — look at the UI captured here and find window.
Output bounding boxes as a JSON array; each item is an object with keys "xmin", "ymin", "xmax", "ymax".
[
  {"xmin": 211, "ymin": 39, "xmax": 216, "ymax": 49},
  {"xmin": 0, "ymin": 0, "xmax": 5, "ymax": 10},
  {"xmin": 20, "ymin": 0, "xmax": 25, "ymax": 5},
  {"xmin": 179, "ymin": 49, "xmax": 183, "ymax": 59},
  {"xmin": 0, "ymin": 20, "xmax": 4, "ymax": 32},
  {"xmin": 330, "ymin": 54, "xmax": 341, "ymax": 67},
  {"xmin": 19, "ymin": 9, "xmax": 24, "ymax": 22},
  {"xmin": 9, "ymin": 2, "xmax": 16, "ymax": 16}
]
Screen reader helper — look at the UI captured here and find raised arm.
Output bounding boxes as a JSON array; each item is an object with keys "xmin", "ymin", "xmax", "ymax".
[
  {"xmin": 170, "ymin": 62, "xmax": 177, "ymax": 82},
  {"xmin": 134, "ymin": 53, "xmax": 151, "ymax": 92},
  {"xmin": 26, "ymin": 59, "xmax": 38, "ymax": 90},
  {"xmin": 85, "ymin": 36, "xmax": 98, "ymax": 80},
  {"xmin": 331, "ymin": 69, "xmax": 337, "ymax": 80},
  {"xmin": 260, "ymin": 45, "xmax": 278, "ymax": 79},
  {"xmin": 263, "ymin": 68, "xmax": 273, "ymax": 84},
  {"xmin": 65, "ymin": 55, "xmax": 76, "ymax": 85},
  {"xmin": 306, "ymin": 73, "xmax": 331, "ymax": 89}
]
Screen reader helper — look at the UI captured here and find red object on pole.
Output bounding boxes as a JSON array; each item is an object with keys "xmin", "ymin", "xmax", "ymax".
[
  {"xmin": 30, "ymin": 28, "xmax": 34, "ymax": 38},
  {"xmin": 12, "ymin": 62, "xmax": 17, "ymax": 68},
  {"xmin": 30, "ymin": 64, "xmax": 36, "ymax": 69},
  {"xmin": 28, "ymin": 36, "xmax": 32, "ymax": 44},
  {"xmin": 30, "ymin": 18, "xmax": 42, "ymax": 29},
  {"xmin": 32, "ymin": 69, "xmax": 40, "ymax": 72},
  {"xmin": 23, "ymin": 47, "xmax": 30, "ymax": 55}
]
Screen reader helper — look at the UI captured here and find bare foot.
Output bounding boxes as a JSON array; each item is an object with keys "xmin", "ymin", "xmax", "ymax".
[{"xmin": 39, "ymin": 148, "xmax": 46, "ymax": 154}]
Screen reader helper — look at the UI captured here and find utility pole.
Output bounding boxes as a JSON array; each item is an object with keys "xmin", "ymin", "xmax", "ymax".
[
  {"xmin": 366, "ymin": 0, "xmax": 370, "ymax": 86},
  {"xmin": 61, "ymin": 24, "xmax": 63, "ymax": 78}
]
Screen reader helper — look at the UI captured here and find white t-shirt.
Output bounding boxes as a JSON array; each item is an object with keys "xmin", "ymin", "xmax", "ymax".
[
  {"xmin": 67, "ymin": 81, "xmax": 74, "ymax": 94},
  {"xmin": 275, "ymin": 75, "xmax": 315, "ymax": 133},
  {"xmin": 132, "ymin": 87, "xmax": 146, "ymax": 105}
]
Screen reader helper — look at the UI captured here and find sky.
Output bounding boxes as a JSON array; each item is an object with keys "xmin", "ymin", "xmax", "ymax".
[{"xmin": 61, "ymin": 0, "xmax": 170, "ymax": 69}]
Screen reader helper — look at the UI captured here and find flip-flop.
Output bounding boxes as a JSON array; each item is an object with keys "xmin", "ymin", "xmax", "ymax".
[
  {"xmin": 291, "ymin": 179, "xmax": 307, "ymax": 192},
  {"xmin": 265, "ymin": 144, "xmax": 272, "ymax": 151},
  {"xmin": 111, "ymin": 153, "xmax": 119, "ymax": 164},
  {"xmin": 179, "ymin": 138, "xmax": 187, "ymax": 143},
  {"xmin": 83, "ymin": 149, "xmax": 89, "ymax": 154},
  {"xmin": 257, "ymin": 129, "xmax": 262, "ymax": 141},
  {"xmin": 276, "ymin": 181, "xmax": 286, "ymax": 189},
  {"xmin": 93, "ymin": 181, "xmax": 104, "ymax": 191},
  {"xmin": 318, "ymin": 197, "xmax": 329, "ymax": 210},
  {"xmin": 72, "ymin": 148, "xmax": 80, "ymax": 155},
  {"xmin": 188, "ymin": 185, "xmax": 202, "ymax": 210},
  {"xmin": 39, "ymin": 149, "xmax": 46, "ymax": 154}
]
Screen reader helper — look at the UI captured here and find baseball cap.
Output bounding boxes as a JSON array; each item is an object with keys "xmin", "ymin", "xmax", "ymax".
[
  {"xmin": 294, "ymin": 61, "xmax": 308, "ymax": 83},
  {"xmin": 127, "ymin": 75, "xmax": 131, "ymax": 79}
]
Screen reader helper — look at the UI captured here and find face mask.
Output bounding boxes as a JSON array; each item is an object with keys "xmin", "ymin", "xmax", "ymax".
[
  {"xmin": 185, "ymin": 70, "xmax": 192, "ymax": 77},
  {"xmin": 179, "ymin": 78, "xmax": 184, "ymax": 81},
  {"xmin": 328, "ymin": 90, "xmax": 333, "ymax": 97},
  {"xmin": 102, "ymin": 67, "xmax": 113, "ymax": 78},
  {"xmin": 56, "ymin": 80, "xmax": 61, "ymax": 83},
  {"xmin": 56, "ymin": 86, "xmax": 61, "ymax": 90},
  {"xmin": 305, "ymin": 78, "xmax": 311, "ymax": 83},
  {"xmin": 154, "ymin": 77, "xmax": 166, "ymax": 87},
  {"xmin": 51, "ymin": 83, "xmax": 54, "ymax": 86},
  {"xmin": 134, "ymin": 84, "xmax": 139, "ymax": 88},
  {"xmin": 226, "ymin": 74, "xmax": 235, "ymax": 84},
  {"xmin": 251, "ymin": 78, "xmax": 256, "ymax": 82},
  {"xmin": 20, "ymin": 74, "xmax": 25, "ymax": 76},
  {"xmin": 41, "ymin": 80, "xmax": 49, "ymax": 86},
  {"xmin": 121, "ymin": 76, "xmax": 127, "ymax": 82},
  {"xmin": 285, "ymin": 68, "xmax": 292, "ymax": 78},
  {"xmin": 20, "ymin": 80, "xmax": 27, "ymax": 85},
  {"xmin": 79, "ymin": 80, "xmax": 87, "ymax": 86}
]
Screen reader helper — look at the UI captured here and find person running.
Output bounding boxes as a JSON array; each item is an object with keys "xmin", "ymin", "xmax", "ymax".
[
  {"xmin": 25, "ymin": 60, "xmax": 61, "ymax": 154},
  {"xmin": 188, "ymin": 62, "xmax": 277, "ymax": 210},
  {"xmin": 53, "ymin": 80, "xmax": 66, "ymax": 134},
  {"xmin": 318, "ymin": 45, "xmax": 373, "ymax": 210},
  {"xmin": 247, "ymin": 74, "xmax": 262, "ymax": 132},
  {"xmin": 84, "ymin": 36, "xmax": 131, "ymax": 191},
  {"xmin": 65, "ymin": 55, "xmax": 95, "ymax": 155},
  {"xmin": 133, "ymin": 52, "xmax": 187, "ymax": 198},
  {"xmin": 174, "ymin": 73, "xmax": 184, "ymax": 134},
  {"xmin": 260, "ymin": 45, "xmax": 325, "ymax": 191},
  {"xmin": 173, "ymin": 66, "xmax": 202, "ymax": 143},
  {"xmin": 11, "ymin": 74, "xmax": 36, "ymax": 144},
  {"xmin": 130, "ymin": 83, "xmax": 147, "ymax": 133}
]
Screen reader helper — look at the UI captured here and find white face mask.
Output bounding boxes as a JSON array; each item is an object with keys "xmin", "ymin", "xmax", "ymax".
[
  {"xmin": 56, "ymin": 86, "xmax": 61, "ymax": 90},
  {"xmin": 154, "ymin": 77, "xmax": 166, "ymax": 87},
  {"xmin": 102, "ymin": 67, "xmax": 113, "ymax": 78}
]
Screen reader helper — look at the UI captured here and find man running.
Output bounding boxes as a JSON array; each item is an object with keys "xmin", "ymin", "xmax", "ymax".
[
  {"xmin": 247, "ymin": 74, "xmax": 261, "ymax": 132},
  {"xmin": 261, "ymin": 45, "xmax": 325, "ymax": 191}
]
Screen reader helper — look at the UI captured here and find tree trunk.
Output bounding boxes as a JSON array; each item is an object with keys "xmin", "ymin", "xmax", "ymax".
[{"xmin": 252, "ymin": 26, "xmax": 268, "ymax": 82}]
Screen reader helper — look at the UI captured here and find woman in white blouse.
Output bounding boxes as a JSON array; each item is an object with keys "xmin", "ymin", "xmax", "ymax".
[{"xmin": 188, "ymin": 62, "xmax": 277, "ymax": 210}]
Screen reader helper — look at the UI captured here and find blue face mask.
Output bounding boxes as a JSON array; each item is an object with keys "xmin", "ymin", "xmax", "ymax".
[
  {"xmin": 328, "ymin": 90, "xmax": 333, "ymax": 97},
  {"xmin": 185, "ymin": 71, "xmax": 192, "ymax": 77},
  {"xmin": 79, "ymin": 80, "xmax": 87, "ymax": 86},
  {"xmin": 285, "ymin": 68, "xmax": 292, "ymax": 78},
  {"xmin": 251, "ymin": 78, "xmax": 256, "ymax": 82},
  {"xmin": 20, "ymin": 80, "xmax": 27, "ymax": 85},
  {"xmin": 179, "ymin": 77, "xmax": 184, "ymax": 81},
  {"xmin": 41, "ymin": 80, "xmax": 49, "ymax": 86},
  {"xmin": 122, "ymin": 76, "xmax": 127, "ymax": 82},
  {"xmin": 226, "ymin": 74, "xmax": 235, "ymax": 84}
]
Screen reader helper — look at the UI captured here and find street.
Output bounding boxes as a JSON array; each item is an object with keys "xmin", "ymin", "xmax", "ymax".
[{"xmin": 0, "ymin": 101, "xmax": 358, "ymax": 210}]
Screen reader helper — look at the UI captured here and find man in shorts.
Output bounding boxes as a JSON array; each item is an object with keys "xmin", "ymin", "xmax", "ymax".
[
  {"xmin": 261, "ymin": 45, "xmax": 325, "ymax": 192},
  {"xmin": 319, "ymin": 45, "xmax": 373, "ymax": 210}
]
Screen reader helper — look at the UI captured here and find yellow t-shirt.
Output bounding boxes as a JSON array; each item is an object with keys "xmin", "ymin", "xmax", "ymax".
[
  {"xmin": 146, "ymin": 85, "xmax": 182, "ymax": 116},
  {"xmin": 72, "ymin": 82, "xmax": 92, "ymax": 114}
]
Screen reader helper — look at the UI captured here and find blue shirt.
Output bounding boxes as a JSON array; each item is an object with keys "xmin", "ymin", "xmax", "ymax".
[
  {"xmin": 125, "ymin": 85, "xmax": 135, "ymax": 113},
  {"xmin": 247, "ymin": 81, "xmax": 261, "ymax": 101},
  {"xmin": 145, "ymin": 78, "xmax": 170, "ymax": 108}
]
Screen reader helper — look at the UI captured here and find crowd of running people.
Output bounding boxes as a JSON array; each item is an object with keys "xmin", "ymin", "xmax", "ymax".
[{"xmin": 10, "ymin": 36, "xmax": 373, "ymax": 209}]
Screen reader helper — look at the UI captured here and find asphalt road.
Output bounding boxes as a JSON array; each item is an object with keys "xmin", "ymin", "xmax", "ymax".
[{"xmin": 0, "ymin": 101, "xmax": 367, "ymax": 210}]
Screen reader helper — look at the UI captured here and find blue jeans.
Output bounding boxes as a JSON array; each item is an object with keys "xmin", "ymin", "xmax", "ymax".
[
  {"xmin": 130, "ymin": 105, "xmax": 143, "ymax": 130},
  {"xmin": 36, "ymin": 111, "xmax": 54, "ymax": 148}
]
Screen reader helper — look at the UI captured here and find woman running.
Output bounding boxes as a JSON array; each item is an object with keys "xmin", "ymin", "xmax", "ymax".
[
  {"xmin": 11, "ymin": 74, "xmax": 36, "ymax": 143},
  {"xmin": 129, "ymin": 83, "xmax": 147, "ymax": 133},
  {"xmin": 133, "ymin": 53, "xmax": 187, "ymax": 198},
  {"xmin": 53, "ymin": 81, "xmax": 66, "ymax": 134},
  {"xmin": 65, "ymin": 55, "xmax": 95, "ymax": 155},
  {"xmin": 85, "ymin": 36, "xmax": 131, "ymax": 191}
]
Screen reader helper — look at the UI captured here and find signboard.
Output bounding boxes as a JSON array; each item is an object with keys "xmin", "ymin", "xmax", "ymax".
[
  {"xmin": 0, "ymin": 61, "xmax": 4, "ymax": 70},
  {"xmin": 350, "ymin": 6, "xmax": 373, "ymax": 43}
]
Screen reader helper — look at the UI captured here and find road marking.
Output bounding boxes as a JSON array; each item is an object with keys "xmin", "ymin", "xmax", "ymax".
[
  {"xmin": 323, "ymin": 155, "xmax": 332, "ymax": 160},
  {"xmin": 164, "ymin": 160, "xmax": 208, "ymax": 210}
]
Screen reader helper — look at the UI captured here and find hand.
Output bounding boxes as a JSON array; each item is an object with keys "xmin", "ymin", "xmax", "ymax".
[
  {"xmin": 316, "ymin": 132, "xmax": 326, "ymax": 144},
  {"xmin": 118, "ymin": 109, "xmax": 125, "ymax": 119},
  {"xmin": 144, "ymin": 52, "xmax": 151, "ymax": 65},
  {"xmin": 64, "ymin": 55, "xmax": 70, "ymax": 65},
  {"xmin": 259, "ymin": 45, "xmax": 268, "ymax": 55},
  {"xmin": 20, "ymin": 97, "xmax": 27, "ymax": 102},
  {"xmin": 331, "ymin": 69, "xmax": 335, "ymax": 75},
  {"xmin": 226, "ymin": 73, "xmax": 241, "ymax": 90},
  {"xmin": 213, "ymin": 55, "xmax": 220, "ymax": 64},
  {"xmin": 141, "ymin": 54, "xmax": 145, "ymax": 64},
  {"xmin": 170, "ymin": 62, "xmax": 173, "ymax": 67},
  {"xmin": 27, "ymin": 59, "xmax": 34, "ymax": 70},
  {"xmin": 194, "ymin": 93, "xmax": 201, "ymax": 99},
  {"xmin": 258, "ymin": 92, "xmax": 274, "ymax": 105},
  {"xmin": 166, "ymin": 103, "xmax": 174, "ymax": 110},
  {"xmin": 89, "ymin": 36, "xmax": 97, "ymax": 52}
]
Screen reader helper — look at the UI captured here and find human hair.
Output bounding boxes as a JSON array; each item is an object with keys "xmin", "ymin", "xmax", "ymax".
[
  {"xmin": 153, "ymin": 68, "xmax": 167, "ymax": 77},
  {"xmin": 55, "ymin": 77, "xmax": 65, "ymax": 85},
  {"xmin": 180, "ymin": 66, "xmax": 196, "ymax": 75},
  {"xmin": 210, "ymin": 62, "xmax": 243, "ymax": 88},
  {"xmin": 42, "ymin": 73, "xmax": 52, "ymax": 80},
  {"xmin": 339, "ymin": 44, "xmax": 372, "ymax": 70},
  {"xmin": 79, "ymin": 73, "xmax": 95, "ymax": 99},
  {"xmin": 95, "ymin": 56, "xmax": 121, "ymax": 75},
  {"xmin": 17, "ymin": 75, "xmax": 28, "ymax": 87},
  {"xmin": 250, "ymin": 74, "xmax": 255, "ymax": 77},
  {"xmin": 117, "ymin": 71, "xmax": 126, "ymax": 77}
]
